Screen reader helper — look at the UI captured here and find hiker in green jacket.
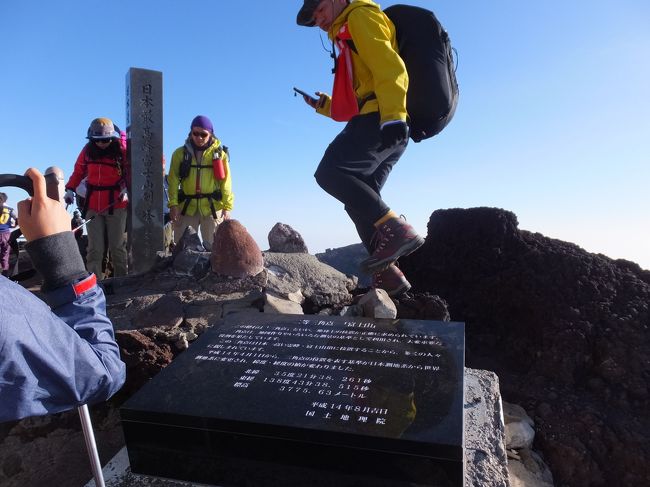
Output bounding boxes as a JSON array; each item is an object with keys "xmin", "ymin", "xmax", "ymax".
[{"xmin": 168, "ymin": 116, "xmax": 233, "ymax": 249}]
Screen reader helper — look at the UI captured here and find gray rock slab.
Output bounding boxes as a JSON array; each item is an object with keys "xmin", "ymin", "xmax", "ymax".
[
  {"xmin": 263, "ymin": 252, "xmax": 356, "ymax": 308},
  {"xmin": 89, "ymin": 367, "xmax": 509, "ymax": 487},
  {"xmin": 464, "ymin": 368, "xmax": 510, "ymax": 487},
  {"xmin": 199, "ymin": 269, "xmax": 267, "ymax": 295},
  {"xmin": 263, "ymin": 293, "xmax": 304, "ymax": 314}
]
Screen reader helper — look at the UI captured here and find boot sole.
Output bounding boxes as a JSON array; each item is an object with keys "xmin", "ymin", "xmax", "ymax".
[{"xmin": 361, "ymin": 235, "xmax": 425, "ymax": 274}]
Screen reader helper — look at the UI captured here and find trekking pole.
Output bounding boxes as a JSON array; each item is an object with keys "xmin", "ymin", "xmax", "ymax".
[
  {"xmin": 78, "ymin": 404, "xmax": 105, "ymax": 487},
  {"xmin": 72, "ymin": 198, "xmax": 123, "ymax": 233}
]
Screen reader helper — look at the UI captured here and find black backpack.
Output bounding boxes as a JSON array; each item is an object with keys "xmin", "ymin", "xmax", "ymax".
[{"xmin": 384, "ymin": 4, "xmax": 459, "ymax": 142}]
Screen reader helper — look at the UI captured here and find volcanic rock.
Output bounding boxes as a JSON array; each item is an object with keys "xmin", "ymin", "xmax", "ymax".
[
  {"xmin": 172, "ymin": 226, "xmax": 205, "ymax": 254},
  {"xmin": 268, "ymin": 222, "xmax": 308, "ymax": 253},
  {"xmin": 400, "ymin": 206, "xmax": 650, "ymax": 486},
  {"xmin": 211, "ymin": 220, "xmax": 264, "ymax": 278}
]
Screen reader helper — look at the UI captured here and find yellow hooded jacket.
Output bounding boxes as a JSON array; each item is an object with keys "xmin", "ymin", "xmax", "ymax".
[
  {"xmin": 316, "ymin": 0, "xmax": 408, "ymax": 125},
  {"xmin": 168, "ymin": 137, "xmax": 234, "ymax": 217}
]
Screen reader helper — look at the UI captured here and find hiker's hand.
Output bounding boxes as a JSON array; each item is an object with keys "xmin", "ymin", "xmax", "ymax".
[
  {"xmin": 118, "ymin": 187, "xmax": 128, "ymax": 203},
  {"xmin": 304, "ymin": 91, "xmax": 326, "ymax": 109},
  {"xmin": 378, "ymin": 121, "xmax": 409, "ymax": 151},
  {"xmin": 17, "ymin": 168, "xmax": 71, "ymax": 242},
  {"xmin": 170, "ymin": 206, "xmax": 180, "ymax": 222},
  {"xmin": 64, "ymin": 189, "xmax": 75, "ymax": 205}
]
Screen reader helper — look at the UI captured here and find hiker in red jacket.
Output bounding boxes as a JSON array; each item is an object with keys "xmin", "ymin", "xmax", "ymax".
[{"xmin": 65, "ymin": 118, "xmax": 129, "ymax": 278}]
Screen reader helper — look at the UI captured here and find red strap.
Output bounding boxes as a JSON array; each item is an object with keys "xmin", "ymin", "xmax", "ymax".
[
  {"xmin": 73, "ymin": 273, "xmax": 97, "ymax": 297},
  {"xmin": 331, "ymin": 24, "xmax": 359, "ymax": 122}
]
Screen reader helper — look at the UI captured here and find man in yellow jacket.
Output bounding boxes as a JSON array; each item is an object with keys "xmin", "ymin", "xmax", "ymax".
[
  {"xmin": 168, "ymin": 115, "xmax": 234, "ymax": 249},
  {"xmin": 297, "ymin": 0, "xmax": 424, "ymax": 297}
]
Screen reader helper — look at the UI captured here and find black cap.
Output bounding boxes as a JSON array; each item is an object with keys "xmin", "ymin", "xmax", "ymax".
[{"xmin": 297, "ymin": 0, "xmax": 321, "ymax": 26}]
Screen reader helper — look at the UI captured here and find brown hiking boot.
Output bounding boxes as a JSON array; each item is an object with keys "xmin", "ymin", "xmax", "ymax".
[
  {"xmin": 361, "ymin": 216, "xmax": 425, "ymax": 273},
  {"xmin": 373, "ymin": 264, "xmax": 411, "ymax": 297}
]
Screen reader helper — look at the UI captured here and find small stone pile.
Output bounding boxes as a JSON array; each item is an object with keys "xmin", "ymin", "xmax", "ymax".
[{"xmin": 503, "ymin": 402, "xmax": 554, "ymax": 487}]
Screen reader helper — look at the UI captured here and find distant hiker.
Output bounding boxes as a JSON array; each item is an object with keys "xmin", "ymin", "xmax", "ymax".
[
  {"xmin": 71, "ymin": 210, "xmax": 84, "ymax": 241},
  {"xmin": 0, "ymin": 168, "xmax": 125, "ymax": 422},
  {"xmin": 70, "ymin": 209, "xmax": 86, "ymax": 264},
  {"xmin": 162, "ymin": 154, "xmax": 174, "ymax": 252},
  {"xmin": 64, "ymin": 118, "xmax": 129, "ymax": 278},
  {"xmin": 296, "ymin": 0, "xmax": 425, "ymax": 297},
  {"xmin": 0, "ymin": 192, "xmax": 18, "ymax": 277},
  {"xmin": 168, "ymin": 115, "xmax": 234, "ymax": 249}
]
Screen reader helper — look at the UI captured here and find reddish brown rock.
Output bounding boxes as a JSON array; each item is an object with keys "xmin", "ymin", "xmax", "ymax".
[
  {"xmin": 211, "ymin": 220, "xmax": 264, "ymax": 278},
  {"xmin": 114, "ymin": 330, "xmax": 174, "ymax": 398}
]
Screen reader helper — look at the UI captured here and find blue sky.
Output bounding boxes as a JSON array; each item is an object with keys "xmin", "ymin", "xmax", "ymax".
[{"xmin": 1, "ymin": 0, "xmax": 649, "ymax": 269}]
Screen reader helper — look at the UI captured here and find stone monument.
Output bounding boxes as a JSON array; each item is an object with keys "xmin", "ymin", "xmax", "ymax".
[
  {"xmin": 125, "ymin": 67, "xmax": 164, "ymax": 274},
  {"xmin": 121, "ymin": 314, "xmax": 466, "ymax": 486}
]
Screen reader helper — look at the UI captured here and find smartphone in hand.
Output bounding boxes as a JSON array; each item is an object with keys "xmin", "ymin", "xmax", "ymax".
[{"xmin": 293, "ymin": 87, "xmax": 318, "ymax": 104}]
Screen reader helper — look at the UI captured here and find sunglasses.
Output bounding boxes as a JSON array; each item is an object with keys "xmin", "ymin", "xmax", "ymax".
[
  {"xmin": 94, "ymin": 139, "xmax": 113, "ymax": 144},
  {"xmin": 192, "ymin": 131, "xmax": 210, "ymax": 138}
]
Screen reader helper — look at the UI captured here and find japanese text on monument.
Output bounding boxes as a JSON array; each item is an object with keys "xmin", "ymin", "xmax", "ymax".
[{"xmin": 194, "ymin": 318, "xmax": 448, "ymax": 429}]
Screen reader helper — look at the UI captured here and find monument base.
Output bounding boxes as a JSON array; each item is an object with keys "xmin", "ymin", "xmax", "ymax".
[
  {"xmin": 121, "ymin": 314, "xmax": 466, "ymax": 487},
  {"xmin": 95, "ymin": 369, "xmax": 508, "ymax": 487},
  {"xmin": 123, "ymin": 419, "xmax": 461, "ymax": 486}
]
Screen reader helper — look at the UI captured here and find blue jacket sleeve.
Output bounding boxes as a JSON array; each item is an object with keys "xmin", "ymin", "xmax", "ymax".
[{"xmin": 0, "ymin": 234, "xmax": 126, "ymax": 422}]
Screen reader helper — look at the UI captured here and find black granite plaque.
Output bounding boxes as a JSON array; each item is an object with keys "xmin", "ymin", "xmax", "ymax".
[
  {"xmin": 121, "ymin": 314, "xmax": 465, "ymax": 486},
  {"xmin": 125, "ymin": 67, "xmax": 164, "ymax": 274}
]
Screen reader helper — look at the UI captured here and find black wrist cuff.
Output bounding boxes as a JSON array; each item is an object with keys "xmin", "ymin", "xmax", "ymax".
[{"xmin": 26, "ymin": 231, "xmax": 88, "ymax": 291}]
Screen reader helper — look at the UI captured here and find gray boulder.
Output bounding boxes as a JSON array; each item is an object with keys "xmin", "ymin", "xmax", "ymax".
[
  {"xmin": 316, "ymin": 243, "xmax": 371, "ymax": 287},
  {"xmin": 263, "ymin": 252, "xmax": 356, "ymax": 310},
  {"xmin": 268, "ymin": 222, "xmax": 309, "ymax": 253},
  {"xmin": 358, "ymin": 289, "xmax": 397, "ymax": 319}
]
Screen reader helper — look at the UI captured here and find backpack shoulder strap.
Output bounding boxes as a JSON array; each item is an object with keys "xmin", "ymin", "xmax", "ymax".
[
  {"xmin": 183, "ymin": 146, "xmax": 191, "ymax": 164},
  {"xmin": 179, "ymin": 146, "xmax": 192, "ymax": 181}
]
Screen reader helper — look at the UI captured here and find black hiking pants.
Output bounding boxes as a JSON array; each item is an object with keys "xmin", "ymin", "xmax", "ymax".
[{"xmin": 314, "ymin": 112, "xmax": 408, "ymax": 253}]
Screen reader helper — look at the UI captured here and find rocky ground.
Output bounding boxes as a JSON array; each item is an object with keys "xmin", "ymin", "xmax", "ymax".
[
  {"xmin": 2, "ymin": 210, "xmax": 648, "ymax": 486},
  {"xmin": 0, "ymin": 405, "xmax": 124, "ymax": 487}
]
